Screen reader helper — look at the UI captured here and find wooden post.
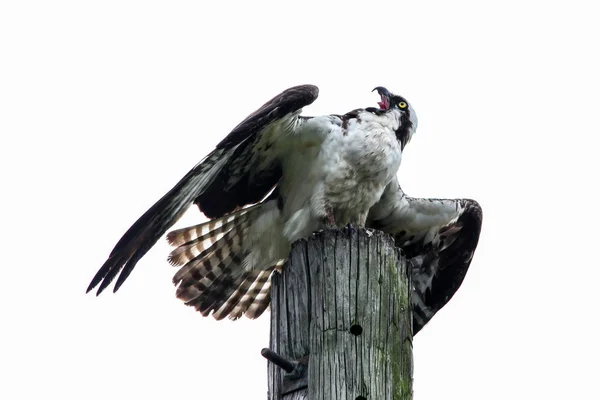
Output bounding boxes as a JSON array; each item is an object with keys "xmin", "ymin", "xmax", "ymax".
[{"xmin": 266, "ymin": 227, "xmax": 413, "ymax": 400}]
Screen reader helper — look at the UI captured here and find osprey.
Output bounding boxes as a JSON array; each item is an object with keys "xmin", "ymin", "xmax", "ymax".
[{"xmin": 88, "ymin": 85, "xmax": 482, "ymax": 334}]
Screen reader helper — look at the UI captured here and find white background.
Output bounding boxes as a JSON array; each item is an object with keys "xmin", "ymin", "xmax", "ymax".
[{"xmin": 1, "ymin": 1, "xmax": 599, "ymax": 399}]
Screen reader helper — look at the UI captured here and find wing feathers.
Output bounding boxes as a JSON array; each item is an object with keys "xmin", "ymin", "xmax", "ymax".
[
  {"xmin": 89, "ymin": 85, "xmax": 318, "ymax": 295},
  {"xmin": 216, "ymin": 85, "xmax": 318, "ymax": 150},
  {"xmin": 195, "ymin": 85, "xmax": 319, "ymax": 219},
  {"xmin": 87, "ymin": 147, "xmax": 237, "ymax": 295},
  {"xmin": 368, "ymin": 179, "xmax": 482, "ymax": 334}
]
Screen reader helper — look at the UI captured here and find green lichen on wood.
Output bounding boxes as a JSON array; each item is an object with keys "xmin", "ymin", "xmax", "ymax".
[{"xmin": 385, "ymin": 241, "xmax": 413, "ymax": 399}]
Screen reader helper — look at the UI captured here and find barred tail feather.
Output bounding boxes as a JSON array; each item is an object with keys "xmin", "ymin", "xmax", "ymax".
[
  {"xmin": 173, "ymin": 224, "xmax": 249, "ymax": 301},
  {"xmin": 166, "ymin": 205, "xmax": 260, "ymax": 248},
  {"xmin": 212, "ymin": 269, "xmax": 266, "ymax": 320},
  {"xmin": 214, "ymin": 261, "xmax": 281, "ymax": 320},
  {"xmin": 185, "ymin": 256, "xmax": 249, "ymax": 316},
  {"xmin": 227, "ymin": 259, "xmax": 285, "ymax": 320},
  {"xmin": 167, "ymin": 206, "xmax": 260, "ymax": 270},
  {"xmin": 167, "ymin": 200, "xmax": 287, "ymax": 319}
]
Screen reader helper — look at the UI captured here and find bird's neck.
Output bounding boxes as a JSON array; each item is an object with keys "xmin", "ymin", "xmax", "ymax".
[{"xmin": 396, "ymin": 125, "xmax": 414, "ymax": 150}]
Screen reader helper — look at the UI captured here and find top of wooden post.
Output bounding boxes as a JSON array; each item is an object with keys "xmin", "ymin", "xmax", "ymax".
[{"xmin": 268, "ymin": 227, "xmax": 413, "ymax": 400}]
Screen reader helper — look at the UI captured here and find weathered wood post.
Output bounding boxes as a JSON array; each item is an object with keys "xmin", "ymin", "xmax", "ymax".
[{"xmin": 265, "ymin": 227, "xmax": 413, "ymax": 400}]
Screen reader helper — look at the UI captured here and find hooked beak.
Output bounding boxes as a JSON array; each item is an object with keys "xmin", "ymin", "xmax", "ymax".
[{"xmin": 372, "ymin": 86, "xmax": 392, "ymax": 110}]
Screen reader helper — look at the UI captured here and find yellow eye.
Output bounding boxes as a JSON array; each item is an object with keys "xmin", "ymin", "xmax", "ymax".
[{"xmin": 398, "ymin": 102, "xmax": 407, "ymax": 109}]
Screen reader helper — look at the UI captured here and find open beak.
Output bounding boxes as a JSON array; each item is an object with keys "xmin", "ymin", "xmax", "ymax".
[{"xmin": 373, "ymin": 86, "xmax": 392, "ymax": 110}]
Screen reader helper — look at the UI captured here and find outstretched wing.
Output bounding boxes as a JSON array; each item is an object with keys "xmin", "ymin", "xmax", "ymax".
[
  {"xmin": 87, "ymin": 85, "xmax": 319, "ymax": 295},
  {"xmin": 367, "ymin": 179, "xmax": 482, "ymax": 334}
]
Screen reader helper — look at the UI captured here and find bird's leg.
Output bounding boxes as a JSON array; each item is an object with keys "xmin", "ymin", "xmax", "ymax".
[
  {"xmin": 324, "ymin": 204, "xmax": 336, "ymax": 227},
  {"xmin": 356, "ymin": 212, "xmax": 367, "ymax": 228},
  {"xmin": 347, "ymin": 213, "xmax": 367, "ymax": 230}
]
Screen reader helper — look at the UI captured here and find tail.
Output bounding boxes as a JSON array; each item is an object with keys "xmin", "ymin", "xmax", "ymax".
[
  {"xmin": 86, "ymin": 146, "xmax": 239, "ymax": 295},
  {"xmin": 166, "ymin": 200, "xmax": 287, "ymax": 320}
]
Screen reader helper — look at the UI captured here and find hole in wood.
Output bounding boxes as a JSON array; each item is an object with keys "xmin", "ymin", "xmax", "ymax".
[
  {"xmin": 350, "ymin": 324, "xmax": 363, "ymax": 336},
  {"xmin": 356, "ymin": 396, "xmax": 367, "ymax": 400}
]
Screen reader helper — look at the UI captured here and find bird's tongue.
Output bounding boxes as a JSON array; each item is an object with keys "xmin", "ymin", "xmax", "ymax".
[{"xmin": 378, "ymin": 97, "xmax": 390, "ymax": 110}]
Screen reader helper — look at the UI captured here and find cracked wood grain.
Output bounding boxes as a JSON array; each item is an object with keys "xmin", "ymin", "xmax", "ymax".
[{"xmin": 267, "ymin": 227, "xmax": 412, "ymax": 400}]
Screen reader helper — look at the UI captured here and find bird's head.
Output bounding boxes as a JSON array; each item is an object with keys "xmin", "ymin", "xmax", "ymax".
[{"xmin": 372, "ymin": 86, "xmax": 418, "ymax": 149}]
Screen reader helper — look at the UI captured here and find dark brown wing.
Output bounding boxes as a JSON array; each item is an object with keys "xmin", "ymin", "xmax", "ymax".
[
  {"xmin": 196, "ymin": 85, "xmax": 318, "ymax": 217},
  {"xmin": 368, "ymin": 179, "xmax": 483, "ymax": 335},
  {"xmin": 87, "ymin": 85, "xmax": 319, "ymax": 295}
]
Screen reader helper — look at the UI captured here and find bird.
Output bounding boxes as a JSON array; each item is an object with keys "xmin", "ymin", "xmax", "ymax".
[{"xmin": 87, "ymin": 84, "xmax": 482, "ymax": 335}]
